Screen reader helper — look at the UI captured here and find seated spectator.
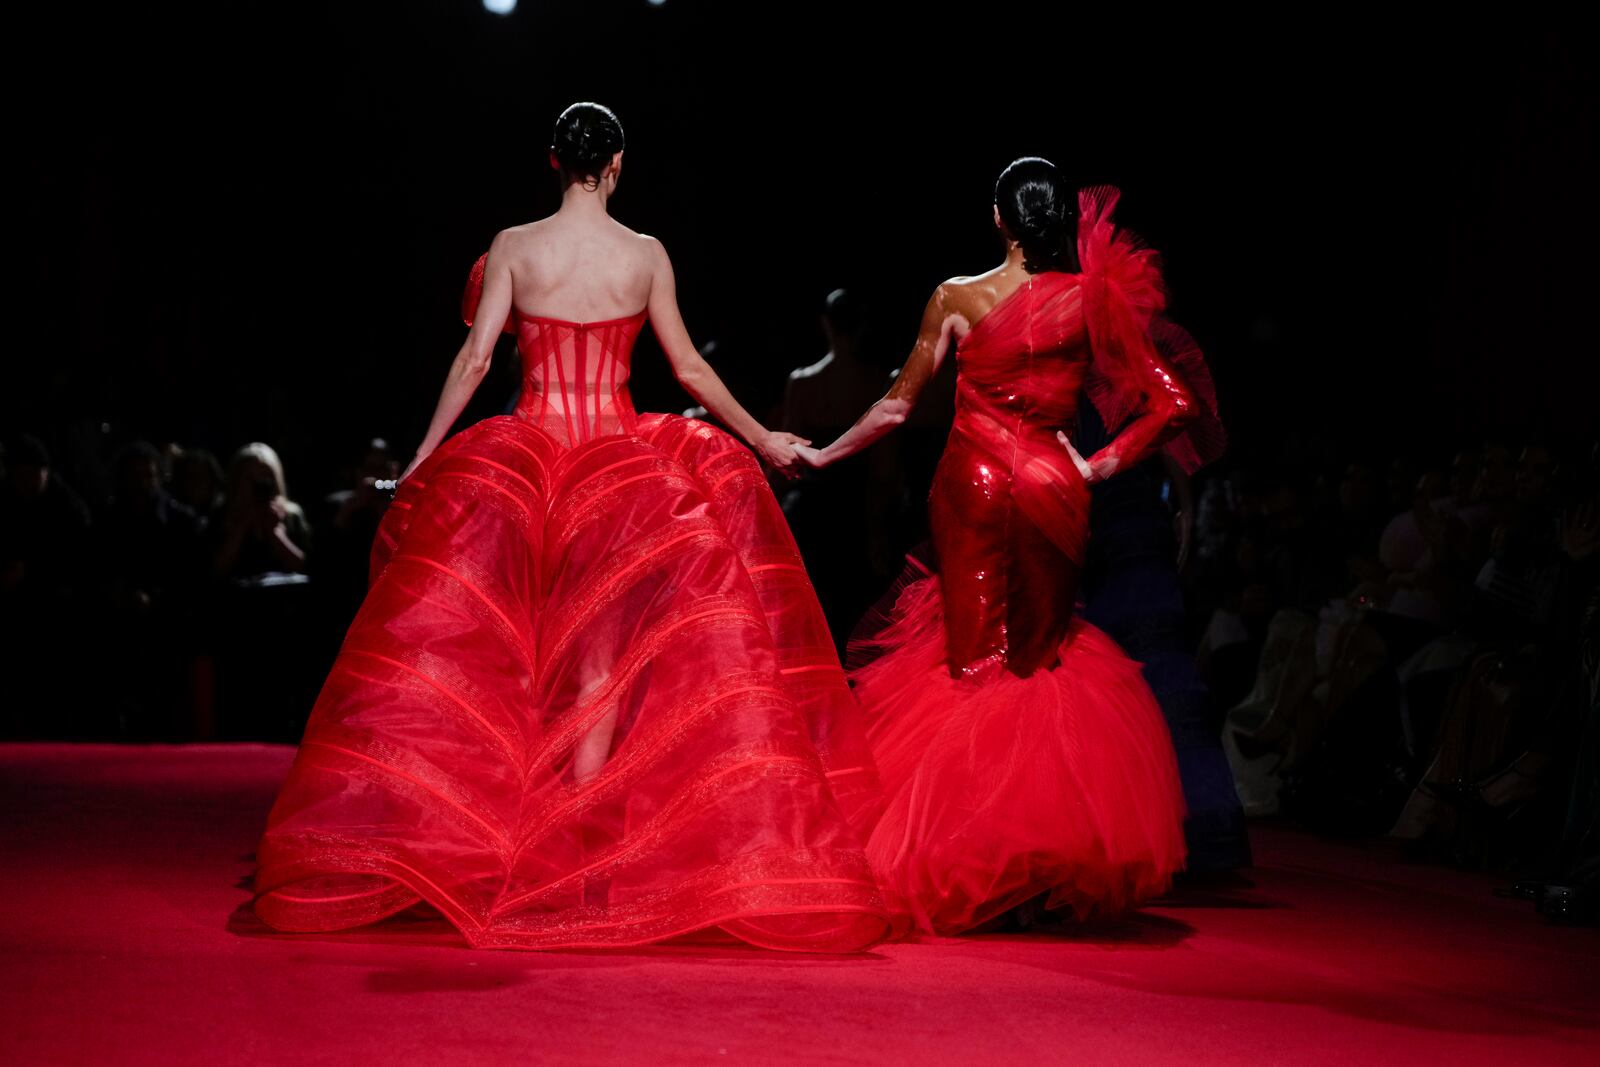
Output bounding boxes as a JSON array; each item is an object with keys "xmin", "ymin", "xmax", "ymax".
[
  {"xmin": 210, "ymin": 442, "xmax": 311, "ymax": 581},
  {"xmin": 169, "ymin": 445, "xmax": 225, "ymax": 534},
  {"xmin": 0, "ymin": 432, "xmax": 93, "ymax": 737}
]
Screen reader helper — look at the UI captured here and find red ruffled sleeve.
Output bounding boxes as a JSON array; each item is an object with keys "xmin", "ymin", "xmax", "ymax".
[
  {"xmin": 1076, "ymin": 185, "xmax": 1225, "ymax": 475},
  {"xmin": 460, "ymin": 251, "xmax": 516, "ymax": 335}
]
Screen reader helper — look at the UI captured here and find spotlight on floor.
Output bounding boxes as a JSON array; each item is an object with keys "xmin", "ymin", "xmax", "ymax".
[{"xmin": 483, "ymin": 0, "xmax": 516, "ymax": 14}]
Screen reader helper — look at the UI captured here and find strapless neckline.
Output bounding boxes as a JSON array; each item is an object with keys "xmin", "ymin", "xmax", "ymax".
[{"xmin": 511, "ymin": 307, "xmax": 650, "ymax": 330}]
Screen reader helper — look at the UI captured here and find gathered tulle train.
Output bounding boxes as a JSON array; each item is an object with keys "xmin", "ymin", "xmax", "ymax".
[{"xmin": 847, "ymin": 561, "xmax": 1189, "ymax": 936}]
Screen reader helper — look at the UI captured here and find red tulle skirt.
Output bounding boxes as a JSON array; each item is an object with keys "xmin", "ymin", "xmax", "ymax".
[
  {"xmin": 252, "ymin": 413, "xmax": 890, "ymax": 952},
  {"xmin": 848, "ymin": 564, "xmax": 1188, "ymax": 936}
]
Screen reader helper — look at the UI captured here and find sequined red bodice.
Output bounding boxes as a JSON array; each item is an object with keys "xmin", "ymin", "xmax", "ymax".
[{"xmin": 929, "ymin": 186, "xmax": 1224, "ymax": 678}]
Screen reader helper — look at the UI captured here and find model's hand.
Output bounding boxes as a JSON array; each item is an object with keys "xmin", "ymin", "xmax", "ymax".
[
  {"xmin": 757, "ymin": 431, "xmax": 811, "ymax": 479},
  {"xmin": 1056, "ymin": 431, "xmax": 1097, "ymax": 485},
  {"xmin": 399, "ymin": 449, "xmax": 431, "ymax": 486}
]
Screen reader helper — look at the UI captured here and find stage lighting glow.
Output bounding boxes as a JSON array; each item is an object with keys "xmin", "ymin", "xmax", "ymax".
[
  {"xmin": 647, "ymin": 0, "xmax": 667, "ymax": 6},
  {"xmin": 483, "ymin": 0, "xmax": 516, "ymax": 14}
]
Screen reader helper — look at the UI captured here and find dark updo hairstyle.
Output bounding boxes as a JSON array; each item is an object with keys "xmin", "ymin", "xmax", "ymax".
[
  {"xmin": 551, "ymin": 102, "xmax": 625, "ymax": 190},
  {"xmin": 995, "ymin": 156, "xmax": 1078, "ymax": 273}
]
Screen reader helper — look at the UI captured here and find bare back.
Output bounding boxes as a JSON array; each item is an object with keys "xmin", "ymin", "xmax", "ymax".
[
  {"xmin": 498, "ymin": 214, "xmax": 657, "ymax": 323},
  {"xmin": 452, "ymin": 197, "xmax": 769, "ymax": 460}
]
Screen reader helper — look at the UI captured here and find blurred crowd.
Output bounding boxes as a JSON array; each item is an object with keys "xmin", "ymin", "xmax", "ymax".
[
  {"xmin": 4, "ymin": 288, "xmax": 1596, "ymax": 923},
  {"xmin": 1190, "ymin": 435, "xmax": 1600, "ymax": 920},
  {"xmin": 0, "ymin": 430, "xmax": 400, "ymax": 744}
]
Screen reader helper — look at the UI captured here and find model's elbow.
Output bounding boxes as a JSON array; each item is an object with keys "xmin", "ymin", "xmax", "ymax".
[
  {"xmin": 1167, "ymin": 392, "xmax": 1199, "ymax": 432},
  {"xmin": 673, "ymin": 358, "xmax": 710, "ymax": 393},
  {"xmin": 457, "ymin": 349, "xmax": 493, "ymax": 379},
  {"xmin": 1148, "ymin": 383, "xmax": 1196, "ymax": 432},
  {"xmin": 875, "ymin": 398, "xmax": 912, "ymax": 426}
]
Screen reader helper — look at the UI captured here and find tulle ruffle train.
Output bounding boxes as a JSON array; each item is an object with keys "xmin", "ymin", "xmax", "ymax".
[{"xmin": 847, "ymin": 563, "xmax": 1188, "ymax": 936}]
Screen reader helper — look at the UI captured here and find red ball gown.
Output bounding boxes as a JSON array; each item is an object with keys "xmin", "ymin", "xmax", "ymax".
[
  {"xmin": 251, "ymin": 260, "xmax": 891, "ymax": 952},
  {"xmin": 849, "ymin": 185, "xmax": 1225, "ymax": 936}
]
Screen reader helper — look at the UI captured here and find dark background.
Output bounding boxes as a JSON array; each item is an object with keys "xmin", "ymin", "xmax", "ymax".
[{"xmin": 14, "ymin": 3, "xmax": 1596, "ymax": 499}]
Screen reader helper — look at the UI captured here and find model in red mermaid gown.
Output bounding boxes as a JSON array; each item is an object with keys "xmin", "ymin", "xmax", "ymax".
[
  {"xmin": 801, "ymin": 179, "xmax": 1225, "ymax": 936},
  {"xmin": 250, "ymin": 177, "xmax": 891, "ymax": 950}
]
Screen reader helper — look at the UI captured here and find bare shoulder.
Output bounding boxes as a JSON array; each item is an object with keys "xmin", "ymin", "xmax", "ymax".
[
  {"xmin": 930, "ymin": 274, "xmax": 991, "ymax": 322},
  {"xmin": 497, "ymin": 219, "xmax": 548, "ymax": 241},
  {"xmin": 628, "ymin": 231, "xmax": 673, "ymax": 280},
  {"xmin": 946, "ymin": 263, "xmax": 1009, "ymax": 291},
  {"xmin": 485, "ymin": 220, "xmax": 546, "ymax": 258}
]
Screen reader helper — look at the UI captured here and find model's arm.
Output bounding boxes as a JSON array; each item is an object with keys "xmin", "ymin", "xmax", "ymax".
[
  {"xmin": 399, "ymin": 233, "xmax": 515, "ymax": 482},
  {"xmin": 800, "ymin": 285, "xmax": 965, "ymax": 468},
  {"xmin": 1086, "ymin": 337, "xmax": 1198, "ymax": 481},
  {"xmin": 1057, "ymin": 329, "xmax": 1199, "ymax": 485},
  {"xmin": 644, "ymin": 237, "xmax": 810, "ymax": 474}
]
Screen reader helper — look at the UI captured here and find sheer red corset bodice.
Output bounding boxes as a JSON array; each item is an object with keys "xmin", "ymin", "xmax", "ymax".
[
  {"xmin": 510, "ymin": 313, "xmax": 646, "ymax": 445},
  {"xmin": 460, "ymin": 254, "xmax": 649, "ymax": 448}
]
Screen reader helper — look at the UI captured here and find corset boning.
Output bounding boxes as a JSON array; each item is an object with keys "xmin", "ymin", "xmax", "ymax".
[{"xmin": 511, "ymin": 312, "xmax": 647, "ymax": 448}]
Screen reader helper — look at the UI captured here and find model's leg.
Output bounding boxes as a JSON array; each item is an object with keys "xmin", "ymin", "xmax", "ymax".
[
  {"xmin": 929, "ymin": 447, "xmax": 1011, "ymax": 675},
  {"xmin": 1003, "ymin": 512, "xmax": 1081, "ymax": 677}
]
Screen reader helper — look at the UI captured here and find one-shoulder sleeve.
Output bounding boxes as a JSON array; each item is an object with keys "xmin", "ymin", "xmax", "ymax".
[
  {"xmin": 1077, "ymin": 185, "xmax": 1225, "ymax": 476},
  {"xmin": 460, "ymin": 251, "xmax": 516, "ymax": 335}
]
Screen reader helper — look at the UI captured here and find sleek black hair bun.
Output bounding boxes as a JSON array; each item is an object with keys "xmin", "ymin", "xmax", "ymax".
[
  {"xmin": 995, "ymin": 157, "xmax": 1077, "ymax": 273},
  {"xmin": 552, "ymin": 102, "xmax": 625, "ymax": 186}
]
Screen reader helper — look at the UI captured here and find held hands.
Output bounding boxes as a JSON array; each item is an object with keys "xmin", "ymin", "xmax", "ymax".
[
  {"xmin": 1056, "ymin": 431, "xmax": 1098, "ymax": 485},
  {"xmin": 756, "ymin": 431, "xmax": 813, "ymax": 479}
]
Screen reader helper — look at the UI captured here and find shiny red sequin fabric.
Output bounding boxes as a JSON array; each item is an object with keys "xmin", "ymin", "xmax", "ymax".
[{"xmin": 847, "ymin": 186, "xmax": 1218, "ymax": 935}]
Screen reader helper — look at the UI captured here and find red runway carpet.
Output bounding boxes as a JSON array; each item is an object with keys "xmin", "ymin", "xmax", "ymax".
[{"xmin": 2, "ymin": 743, "xmax": 1595, "ymax": 1065}]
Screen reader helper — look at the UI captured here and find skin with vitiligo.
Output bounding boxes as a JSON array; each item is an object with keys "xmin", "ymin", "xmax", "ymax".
[
  {"xmin": 795, "ymin": 204, "xmax": 1099, "ymax": 479},
  {"xmin": 797, "ymin": 195, "xmax": 1202, "ymax": 489}
]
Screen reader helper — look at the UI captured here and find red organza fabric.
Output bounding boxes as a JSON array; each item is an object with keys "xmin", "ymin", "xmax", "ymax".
[
  {"xmin": 251, "ymin": 260, "xmax": 890, "ymax": 952},
  {"xmin": 1075, "ymin": 185, "xmax": 1225, "ymax": 478},
  {"xmin": 847, "ymin": 186, "xmax": 1213, "ymax": 936}
]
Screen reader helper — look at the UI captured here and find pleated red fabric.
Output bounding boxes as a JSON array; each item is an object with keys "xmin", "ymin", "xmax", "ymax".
[
  {"xmin": 846, "ymin": 186, "xmax": 1214, "ymax": 936},
  {"xmin": 251, "ymin": 262, "xmax": 890, "ymax": 952}
]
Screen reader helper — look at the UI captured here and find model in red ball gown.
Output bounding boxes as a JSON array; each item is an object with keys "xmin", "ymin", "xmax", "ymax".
[
  {"xmin": 797, "ymin": 159, "xmax": 1225, "ymax": 937},
  {"xmin": 250, "ymin": 104, "xmax": 891, "ymax": 952}
]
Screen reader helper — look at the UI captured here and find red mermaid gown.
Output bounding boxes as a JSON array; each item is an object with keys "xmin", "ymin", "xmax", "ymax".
[
  {"xmin": 250, "ymin": 261, "xmax": 891, "ymax": 952},
  {"xmin": 849, "ymin": 185, "xmax": 1226, "ymax": 936}
]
